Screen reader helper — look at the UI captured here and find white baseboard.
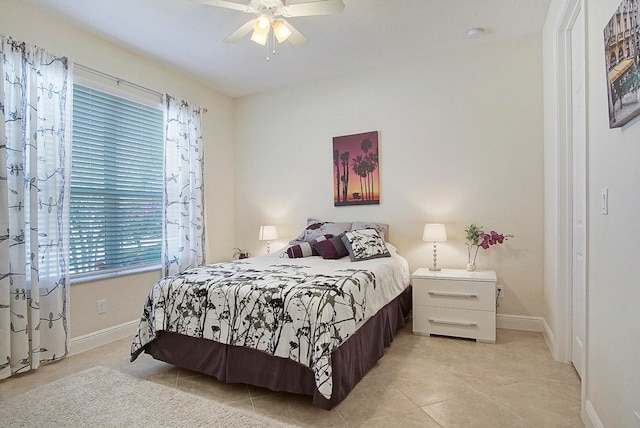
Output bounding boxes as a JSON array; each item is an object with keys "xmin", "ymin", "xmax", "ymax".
[
  {"xmin": 584, "ymin": 399, "xmax": 603, "ymax": 428},
  {"xmin": 496, "ymin": 314, "xmax": 544, "ymax": 332},
  {"xmin": 69, "ymin": 320, "xmax": 139, "ymax": 356},
  {"xmin": 542, "ymin": 317, "xmax": 558, "ymax": 358}
]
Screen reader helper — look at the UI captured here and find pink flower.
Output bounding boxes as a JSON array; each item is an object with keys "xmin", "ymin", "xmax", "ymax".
[
  {"xmin": 480, "ymin": 234, "xmax": 491, "ymax": 249},
  {"xmin": 476, "ymin": 230, "xmax": 511, "ymax": 250},
  {"xmin": 491, "ymin": 231, "xmax": 505, "ymax": 244},
  {"xmin": 465, "ymin": 224, "xmax": 514, "ymax": 267}
]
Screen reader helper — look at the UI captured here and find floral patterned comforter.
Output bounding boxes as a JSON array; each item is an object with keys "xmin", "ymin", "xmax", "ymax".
[{"xmin": 130, "ymin": 251, "xmax": 410, "ymax": 399}]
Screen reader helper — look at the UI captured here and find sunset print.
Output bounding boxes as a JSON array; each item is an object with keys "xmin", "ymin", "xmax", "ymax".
[{"xmin": 333, "ymin": 131, "xmax": 380, "ymax": 206}]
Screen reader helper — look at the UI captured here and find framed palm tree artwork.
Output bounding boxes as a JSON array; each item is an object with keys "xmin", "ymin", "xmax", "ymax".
[{"xmin": 333, "ymin": 131, "xmax": 380, "ymax": 206}]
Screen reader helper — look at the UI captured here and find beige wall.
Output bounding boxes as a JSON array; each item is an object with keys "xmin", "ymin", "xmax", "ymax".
[
  {"xmin": 1, "ymin": 0, "xmax": 236, "ymax": 338},
  {"xmin": 544, "ymin": 0, "xmax": 640, "ymax": 426},
  {"xmin": 234, "ymin": 34, "xmax": 545, "ymax": 318}
]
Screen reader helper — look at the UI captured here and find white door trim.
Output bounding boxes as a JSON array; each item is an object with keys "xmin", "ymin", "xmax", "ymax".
[
  {"xmin": 570, "ymin": 3, "xmax": 587, "ymax": 379},
  {"xmin": 550, "ymin": 0, "xmax": 587, "ymax": 420},
  {"xmin": 553, "ymin": 0, "xmax": 585, "ymax": 361}
]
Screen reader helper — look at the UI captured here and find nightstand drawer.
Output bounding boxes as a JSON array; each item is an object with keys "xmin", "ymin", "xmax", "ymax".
[
  {"xmin": 413, "ymin": 306, "xmax": 496, "ymax": 343},
  {"xmin": 413, "ymin": 279, "xmax": 495, "ymax": 311}
]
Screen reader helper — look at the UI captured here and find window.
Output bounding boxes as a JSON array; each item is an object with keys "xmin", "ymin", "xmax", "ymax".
[{"xmin": 70, "ymin": 84, "xmax": 164, "ymax": 277}]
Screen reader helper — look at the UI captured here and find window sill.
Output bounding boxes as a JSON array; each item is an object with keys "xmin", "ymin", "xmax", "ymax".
[{"xmin": 70, "ymin": 263, "xmax": 162, "ymax": 285}]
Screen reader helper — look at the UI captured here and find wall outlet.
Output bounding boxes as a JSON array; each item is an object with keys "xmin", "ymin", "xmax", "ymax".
[
  {"xmin": 496, "ymin": 286, "xmax": 504, "ymax": 299},
  {"xmin": 97, "ymin": 299, "xmax": 107, "ymax": 314}
]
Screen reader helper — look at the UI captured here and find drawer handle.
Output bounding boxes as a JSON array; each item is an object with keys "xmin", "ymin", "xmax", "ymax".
[
  {"xmin": 428, "ymin": 291, "xmax": 478, "ymax": 298},
  {"xmin": 429, "ymin": 318, "xmax": 478, "ymax": 327}
]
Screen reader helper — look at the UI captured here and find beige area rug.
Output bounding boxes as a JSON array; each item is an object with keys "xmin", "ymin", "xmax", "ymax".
[{"xmin": 0, "ymin": 366, "xmax": 297, "ymax": 427}]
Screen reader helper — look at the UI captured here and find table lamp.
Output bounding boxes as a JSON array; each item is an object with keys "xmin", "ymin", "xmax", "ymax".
[
  {"xmin": 423, "ymin": 223, "xmax": 447, "ymax": 271},
  {"xmin": 259, "ymin": 225, "xmax": 278, "ymax": 254}
]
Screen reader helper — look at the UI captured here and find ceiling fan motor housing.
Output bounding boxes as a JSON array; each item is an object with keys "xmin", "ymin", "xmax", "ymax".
[{"xmin": 250, "ymin": 0, "xmax": 286, "ymax": 17}]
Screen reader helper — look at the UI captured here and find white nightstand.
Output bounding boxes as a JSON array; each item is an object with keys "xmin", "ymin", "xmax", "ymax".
[{"xmin": 412, "ymin": 268, "xmax": 497, "ymax": 343}]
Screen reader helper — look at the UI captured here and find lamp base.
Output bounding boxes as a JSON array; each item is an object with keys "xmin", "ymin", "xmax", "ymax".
[{"xmin": 429, "ymin": 243, "xmax": 441, "ymax": 272}]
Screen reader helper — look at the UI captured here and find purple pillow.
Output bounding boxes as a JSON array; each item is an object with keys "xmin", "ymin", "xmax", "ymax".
[
  {"xmin": 312, "ymin": 235, "xmax": 349, "ymax": 259},
  {"xmin": 286, "ymin": 234, "xmax": 334, "ymax": 258},
  {"xmin": 286, "ymin": 242, "xmax": 313, "ymax": 258}
]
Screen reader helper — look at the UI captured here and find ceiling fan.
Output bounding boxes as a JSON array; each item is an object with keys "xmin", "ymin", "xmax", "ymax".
[{"xmin": 198, "ymin": 0, "xmax": 345, "ymax": 47}]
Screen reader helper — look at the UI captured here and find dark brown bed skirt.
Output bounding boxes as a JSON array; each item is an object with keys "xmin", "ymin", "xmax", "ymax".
[{"xmin": 143, "ymin": 285, "xmax": 412, "ymax": 409}]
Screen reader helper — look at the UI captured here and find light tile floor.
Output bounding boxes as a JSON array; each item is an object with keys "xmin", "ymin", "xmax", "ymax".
[{"xmin": 0, "ymin": 322, "xmax": 584, "ymax": 427}]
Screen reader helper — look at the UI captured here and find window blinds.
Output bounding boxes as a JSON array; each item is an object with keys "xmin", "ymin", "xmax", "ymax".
[{"xmin": 70, "ymin": 84, "xmax": 164, "ymax": 276}]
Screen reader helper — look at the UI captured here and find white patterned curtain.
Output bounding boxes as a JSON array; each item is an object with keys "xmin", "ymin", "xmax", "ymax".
[
  {"xmin": 163, "ymin": 95, "xmax": 205, "ymax": 276},
  {"xmin": 0, "ymin": 37, "xmax": 72, "ymax": 379}
]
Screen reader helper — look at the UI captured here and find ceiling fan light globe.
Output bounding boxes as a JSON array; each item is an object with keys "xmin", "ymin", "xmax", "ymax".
[
  {"xmin": 250, "ymin": 30, "xmax": 268, "ymax": 45},
  {"xmin": 272, "ymin": 19, "xmax": 291, "ymax": 43},
  {"xmin": 255, "ymin": 14, "xmax": 271, "ymax": 31},
  {"xmin": 251, "ymin": 15, "xmax": 270, "ymax": 46}
]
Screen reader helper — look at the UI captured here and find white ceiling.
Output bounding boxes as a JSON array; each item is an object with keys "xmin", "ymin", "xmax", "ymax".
[{"xmin": 19, "ymin": 0, "xmax": 551, "ymax": 98}]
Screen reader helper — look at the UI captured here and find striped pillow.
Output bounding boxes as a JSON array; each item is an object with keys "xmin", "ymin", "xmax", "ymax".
[{"xmin": 286, "ymin": 234, "xmax": 333, "ymax": 258}]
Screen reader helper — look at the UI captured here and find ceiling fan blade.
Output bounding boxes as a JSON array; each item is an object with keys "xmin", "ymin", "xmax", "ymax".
[
  {"xmin": 224, "ymin": 18, "xmax": 256, "ymax": 42},
  {"xmin": 283, "ymin": 0, "xmax": 345, "ymax": 17},
  {"xmin": 282, "ymin": 21, "xmax": 309, "ymax": 47},
  {"xmin": 197, "ymin": 0, "xmax": 252, "ymax": 13}
]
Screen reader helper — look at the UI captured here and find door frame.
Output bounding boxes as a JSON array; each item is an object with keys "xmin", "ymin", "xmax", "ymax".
[
  {"xmin": 570, "ymin": 3, "xmax": 587, "ymax": 380},
  {"xmin": 551, "ymin": 0, "xmax": 587, "ymax": 417}
]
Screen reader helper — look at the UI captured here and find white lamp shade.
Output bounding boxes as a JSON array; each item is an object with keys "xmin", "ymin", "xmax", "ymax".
[
  {"xmin": 422, "ymin": 223, "xmax": 447, "ymax": 242},
  {"xmin": 259, "ymin": 225, "xmax": 278, "ymax": 241}
]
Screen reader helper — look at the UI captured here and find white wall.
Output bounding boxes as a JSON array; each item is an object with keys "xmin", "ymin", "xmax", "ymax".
[
  {"xmin": 544, "ymin": 0, "xmax": 640, "ymax": 426},
  {"xmin": 586, "ymin": 0, "xmax": 640, "ymax": 426},
  {"xmin": 1, "ymin": 0, "xmax": 236, "ymax": 338},
  {"xmin": 234, "ymin": 34, "xmax": 545, "ymax": 319}
]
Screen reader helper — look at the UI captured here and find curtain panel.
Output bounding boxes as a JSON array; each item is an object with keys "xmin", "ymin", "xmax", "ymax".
[
  {"xmin": 163, "ymin": 96, "xmax": 206, "ymax": 276},
  {"xmin": 0, "ymin": 37, "xmax": 72, "ymax": 379}
]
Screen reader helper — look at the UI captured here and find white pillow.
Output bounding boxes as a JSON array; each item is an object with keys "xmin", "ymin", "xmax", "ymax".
[
  {"xmin": 290, "ymin": 218, "xmax": 352, "ymax": 243},
  {"xmin": 351, "ymin": 221, "xmax": 389, "ymax": 241},
  {"xmin": 340, "ymin": 228, "xmax": 391, "ymax": 262}
]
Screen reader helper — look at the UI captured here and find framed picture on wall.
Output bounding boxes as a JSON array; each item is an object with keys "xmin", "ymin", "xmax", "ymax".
[
  {"xmin": 332, "ymin": 131, "xmax": 380, "ymax": 206},
  {"xmin": 604, "ymin": 0, "xmax": 640, "ymax": 128}
]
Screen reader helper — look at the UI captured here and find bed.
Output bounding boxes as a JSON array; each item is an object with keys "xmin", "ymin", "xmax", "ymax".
[{"xmin": 130, "ymin": 220, "xmax": 411, "ymax": 409}]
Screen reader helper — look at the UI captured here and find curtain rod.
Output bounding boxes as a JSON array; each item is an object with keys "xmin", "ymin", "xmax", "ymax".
[
  {"xmin": 75, "ymin": 63, "xmax": 163, "ymax": 97},
  {"xmin": 74, "ymin": 63, "xmax": 208, "ymax": 112}
]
